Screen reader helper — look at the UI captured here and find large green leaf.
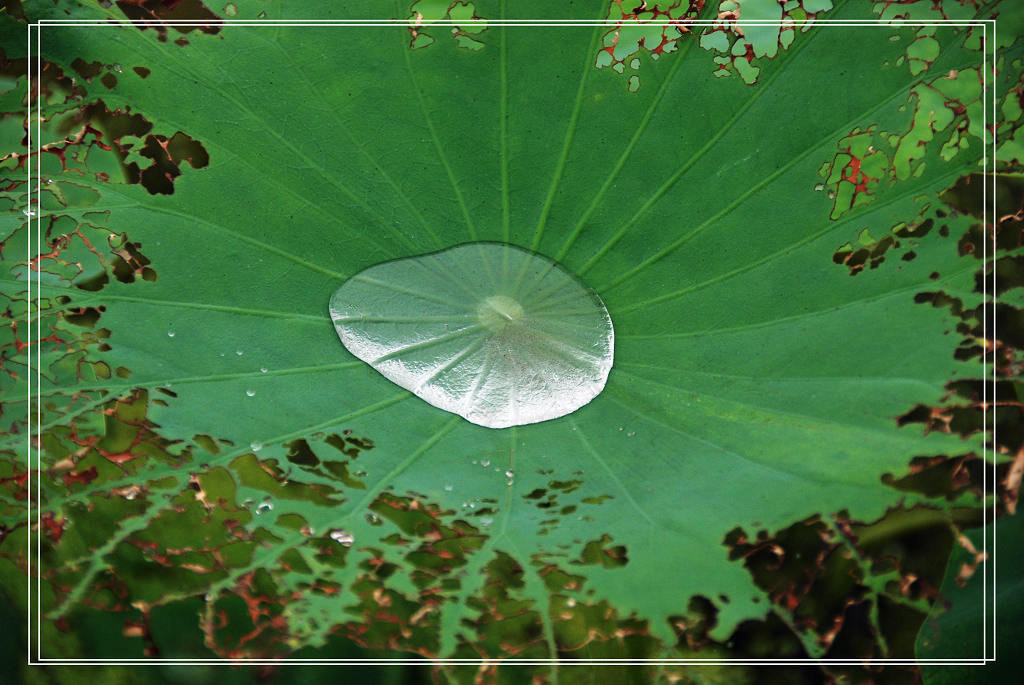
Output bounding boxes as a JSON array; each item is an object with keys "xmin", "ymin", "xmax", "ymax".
[{"xmin": 4, "ymin": 0, "xmax": 1016, "ymax": 663}]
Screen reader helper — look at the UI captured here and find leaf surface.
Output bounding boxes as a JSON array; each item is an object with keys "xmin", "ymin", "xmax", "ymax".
[{"xmin": 7, "ymin": 0, "xmax": 1009, "ymax": 656}]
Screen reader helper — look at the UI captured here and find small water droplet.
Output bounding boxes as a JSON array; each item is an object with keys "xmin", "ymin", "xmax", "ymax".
[
  {"xmin": 471, "ymin": 459, "xmax": 477, "ymax": 464},
  {"xmin": 505, "ymin": 470, "xmax": 514, "ymax": 478},
  {"xmin": 618, "ymin": 426, "xmax": 623, "ymax": 431},
  {"xmin": 256, "ymin": 502, "xmax": 273, "ymax": 514},
  {"xmin": 167, "ymin": 330, "xmax": 175, "ymax": 337},
  {"xmin": 250, "ymin": 441, "xmax": 262, "ymax": 452},
  {"xmin": 627, "ymin": 431, "xmax": 636, "ymax": 437},
  {"xmin": 260, "ymin": 367, "xmax": 268, "ymax": 373},
  {"xmin": 330, "ymin": 529, "xmax": 354, "ymax": 546},
  {"xmin": 480, "ymin": 516, "xmax": 493, "ymax": 527},
  {"xmin": 246, "ymin": 389, "xmax": 255, "ymax": 397},
  {"xmin": 481, "ymin": 459, "xmax": 490, "ymax": 467},
  {"xmin": 236, "ymin": 349, "xmax": 244, "ymax": 356},
  {"xmin": 813, "ymin": 183, "xmax": 825, "ymax": 192},
  {"xmin": 827, "ymin": 189, "xmax": 836, "ymax": 200},
  {"xmin": 444, "ymin": 484, "xmax": 453, "ymax": 492},
  {"xmin": 22, "ymin": 209, "xmax": 35, "ymax": 217},
  {"xmin": 204, "ymin": 593, "xmax": 212, "ymax": 602},
  {"xmin": 365, "ymin": 512, "xmax": 381, "ymax": 525},
  {"xmin": 566, "ymin": 598, "xmax": 576, "ymax": 607},
  {"xmin": 112, "ymin": 63, "xmax": 123, "ymax": 73}
]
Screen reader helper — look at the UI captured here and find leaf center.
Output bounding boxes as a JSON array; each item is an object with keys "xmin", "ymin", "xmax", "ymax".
[{"xmin": 476, "ymin": 295, "xmax": 524, "ymax": 331}]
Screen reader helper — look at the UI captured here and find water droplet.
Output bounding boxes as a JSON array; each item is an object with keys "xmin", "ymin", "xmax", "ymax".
[
  {"xmin": 22, "ymin": 209, "xmax": 35, "ymax": 217},
  {"xmin": 246, "ymin": 389, "xmax": 255, "ymax": 397},
  {"xmin": 627, "ymin": 431, "xmax": 636, "ymax": 437},
  {"xmin": 112, "ymin": 63, "xmax": 123, "ymax": 73},
  {"xmin": 236, "ymin": 349, "xmax": 244, "ymax": 356},
  {"xmin": 813, "ymin": 183, "xmax": 825, "ymax": 192},
  {"xmin": 329, "ymin": 243, "xmax": 614, "ymax": 429},
  {"xmin": 444, "ymin": 484, "xmax": 453, "ymax": 492},
  {"xmin": 365, "ymin": 513, "xmax": 381, "ymax": 525},
  {"xmin": 250, "ymin": 441, "xmax": 262, "ymax": 452},
  {"xmin": 480, "ymin": 516, "xmax": 493, "ymax": 527},
  {"xmin": 505, "ymin": 470, "xmax": 514, "ymax": 479},
  {"xmin": 481, "ymin": 459, "xmax": 490, "ymax": 467},
  {"xmin": 566, "ymin": 598, "xmax": 576, "ymax": 607},
  {"xmin": 256, "ymin": 502, "xmax": 273, "ymax": 514},
  {"xmin": 167, "ymin": 330, "xmax": 175, "ymax": 337},
  {"xmin": 827, "ymin": 189, "xmax": 837, "ymax": 200},
  {"xmin": 223, "ymin": 2, "xmax": 238, "ymax": 17},
  {"xmin": 330, "ymin": 529, "xmax": 354, "ymax": 546},
  {"xmin": 260, "ymin": 367, "xmax": 268, "ymax": 373}
]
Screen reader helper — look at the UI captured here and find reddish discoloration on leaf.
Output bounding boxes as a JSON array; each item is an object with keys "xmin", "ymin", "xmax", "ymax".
[
  {"xmin": 406, "ymin": 1, "xmax": 487, "ymax": 51},
  {"xmin": 596, "ymin": 1, "xmax": 704, "ymax": 86}
]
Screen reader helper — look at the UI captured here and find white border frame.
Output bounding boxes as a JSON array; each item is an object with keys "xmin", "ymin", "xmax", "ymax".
[{"xmin": 23, "ymin": 13, "xmax": 998, "ymax": 668}]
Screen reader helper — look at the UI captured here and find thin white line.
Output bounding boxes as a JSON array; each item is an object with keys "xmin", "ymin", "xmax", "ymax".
[
  {"xmin": 34, "ymin": 18, "xmax": 990, "ymax": 22},
  {"xmin": 33, "ymin": 20, "xmax": 990, "ymax": 27},
  {"xmin": 32, "ymin": 655, "xmax": 987, "ymax": 663},
  {"xmin": 990, "ymin": 16, "xmax": 998, "ymax": 664},
  {"xmin": 981, "ymin": 18, "xmax": 988, "ymax": 664},
  {"xmin": 29, "ymin": 15, "xmax": 996, "ymax": 666},
  {"xmin": 24, "ymin": 18, "xmax": 32, "ymax": 668},
  {"xmin": 35, "ymin": 21, "xmax": 43, "ymax": 664}
]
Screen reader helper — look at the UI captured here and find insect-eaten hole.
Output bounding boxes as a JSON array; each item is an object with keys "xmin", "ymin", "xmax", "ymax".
[{"xmin": 134, "ymin": 132, "xmax": 210, "ymax": 195}]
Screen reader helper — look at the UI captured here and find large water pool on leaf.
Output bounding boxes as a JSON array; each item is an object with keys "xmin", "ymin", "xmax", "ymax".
[{"xmin": 329, "ymin": 243, "xmax": 614, "ymax": 428}]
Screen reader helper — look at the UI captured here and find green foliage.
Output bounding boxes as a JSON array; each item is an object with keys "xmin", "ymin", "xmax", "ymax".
[{"xmin": 1, "ymin": 0, "xmax": 1021, "ymax": 680}]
